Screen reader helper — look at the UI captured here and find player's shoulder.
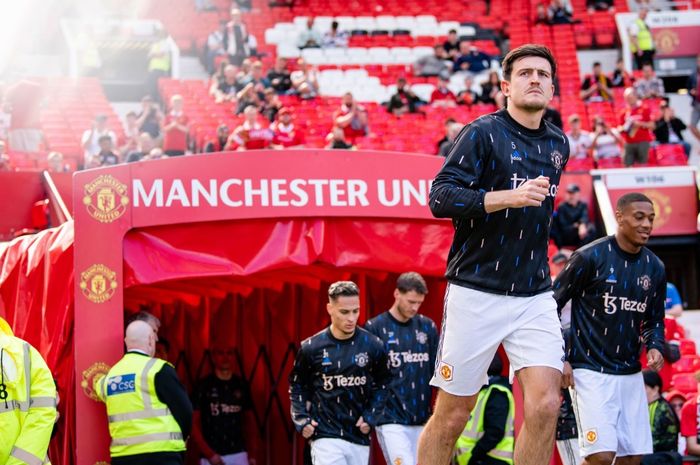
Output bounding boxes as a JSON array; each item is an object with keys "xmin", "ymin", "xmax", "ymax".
[
  {"xmin": 301, "ymin": 327, "xmax": 330, "ymax": 349},
  {"xmin": 415, "ymin": 313, "xmax": 438, "ymax": 330},
  {"xmin": 469, "ymin": 110, "xmax": 504, "ymax": 133},
  {"xmin": 543, "ymin": 119, "xmax": 567, "ymax": 140},
  {"xmin": 356, "ymin": 327, "xmax": 386, "ymax": 349},
  {"xmin": 365, "ymin": 311, "xmax": 388, "ymax": 328},
  {"xmin": 571, "ymin": 235, "xmax": 611, "ymax": 260},
  {"xmin": 640, "ymin": 246, "xmax": 666, "ymax": 272}
]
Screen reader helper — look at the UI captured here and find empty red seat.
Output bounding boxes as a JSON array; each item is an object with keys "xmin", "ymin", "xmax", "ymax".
[
  {"xmin": 681, "ymin": 339, "xmax": 697, "ymax": 356},
  {"xmin": 673, "ymin": 354, "xmax": 700, "ymax": 375},
  {"xmin": 670, "ymin": 373, "xmax": 698, "ymax": 396}
]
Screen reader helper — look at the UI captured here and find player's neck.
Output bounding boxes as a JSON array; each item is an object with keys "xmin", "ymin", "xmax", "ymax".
[
  {"xmin": 614, "ymin": 233, "xmax": 642, "ymax": 255},
  {"xmin": 329, "ymin": 324, "xmax": 355, "ymax": 340},
  {"xmin": 506, "ymin": 106, "xmax": 544, "ymax": 130},
  {"xmin": 389, "ymin": 306, "xmax": 409, "ymax": 323},
  {"xmin": 215, "ymin": 368, "xmax": 233, "ymax": 381}
]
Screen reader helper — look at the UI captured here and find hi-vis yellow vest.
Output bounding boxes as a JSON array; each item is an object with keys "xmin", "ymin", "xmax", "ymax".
[
  {"xmin": 0, "ymin": 331, "xmax": 57, "ymax": 465},
  {"xmin": 454, "ymin": 384, "xmax": 515, "ymax": 465},
  {"xmin": 95, "ymin": 353, "xmax": 185, "ymax": 457},
  {"xmin": 631, "ymin": 18, "xmax": 654, "ymax": 52}
]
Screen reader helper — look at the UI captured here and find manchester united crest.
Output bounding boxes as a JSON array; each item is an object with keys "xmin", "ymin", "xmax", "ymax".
[
  {"xmin": 550, "ymin": 150, "xmax": 563, "ymax": 171},
  {"xmin": 80, "ymin": 361, "xmax": 110, "ymax": 401},
  {"xmin": 80, "ymin": 264, "xmax": 118, "ymax": 303},
  {"xmin": 643, "ymin": 189, "xmax": 672, "ymax": 230},
  {"xmin": 655, "ymin": 29, "xmax": 680, "ymax": 54},
  {"xmin": 83, "ymin": 175, "xmax": 129, "ymax": 223}
]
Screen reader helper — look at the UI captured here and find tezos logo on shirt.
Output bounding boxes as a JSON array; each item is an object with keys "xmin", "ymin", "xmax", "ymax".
[
  {"xmin": 321, "ymin": 374, "xmax": 367, "ymax": 391},
  {"xmin": 510, "ymin": 174, "xmax": 558, "ymax": 198},
  {"xmin": 107, "ymin": 374, "xmax": 136, "ymax": 395},
  {"xmin": 602, "ymin": 292, "xmax": 647, "ymax": 314},
  {"xmin": 388, "ymin": 350, "xmax": 430, "ymax": 368}
]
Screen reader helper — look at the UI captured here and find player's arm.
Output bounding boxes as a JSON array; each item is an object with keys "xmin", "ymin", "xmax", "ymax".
[
  {"xmin": 552, "ymin": 251, "xmax": 591, "ymax": 313},
  {"xmin": 288, "ymin": 344, "xmax": 315, "ymax": 433},
  {"xmin": 642, "ymin": 270, "xmax": 667, "ymax": 371},
  {"xmin": 469, "ymin": 388, "xmax": 509, "ymax": 463},
  {"xmin": 363, "ymin": 343, "xmax": 391, "ymax": 428}
]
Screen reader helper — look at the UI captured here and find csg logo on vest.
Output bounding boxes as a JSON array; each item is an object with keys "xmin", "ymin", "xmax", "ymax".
[{"xmin": 107, "ymin": 374, "xmax": 137, "ymax": 396}]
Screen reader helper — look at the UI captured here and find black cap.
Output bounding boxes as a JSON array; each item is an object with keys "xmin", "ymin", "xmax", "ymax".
[{"xmin": 566, "ymin": 184, "xmax": 580, "ymax": 193}]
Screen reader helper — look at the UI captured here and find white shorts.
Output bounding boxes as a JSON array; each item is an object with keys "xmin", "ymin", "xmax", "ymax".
[
  {"xmin": 431, "ymin": 284, "xmax": 564, "ymax": 396},
  {"xmin": 200, "ymin": 452, "xmax": 249, "ymax": 465},
  {"xmin": 310, "ymin": 438, "xmax": 369, "ymax": 465},
  {"xmin": 570, "ymin": 369, "xmax": 652, "ymax": 458},
  {"xmin": 375, "ymin": 424, "xmax": 423, "ymax": 465},
  {"xmin": 556, "ymin": 438, "xmax": 581, "ymax": 465}
]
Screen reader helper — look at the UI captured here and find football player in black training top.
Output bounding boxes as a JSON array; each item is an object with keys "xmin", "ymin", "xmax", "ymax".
[{"xmin": 555, "ymin": 192, "xmax": 665, "ymax": 465}]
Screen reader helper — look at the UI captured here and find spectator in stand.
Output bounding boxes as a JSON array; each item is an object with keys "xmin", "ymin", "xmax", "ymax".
[
  {"xmin": 550, "ymin": 184, "xmax": 595, "ymax": 251},
  {"xmin": 136, "ymin": 95, "xmax": 164, "ymax": 140},
  {"xmin": 290, "ymin": 58, "xmax": 319, "ymax": 98},
  {"xmin": 47, "ymin": 151, "xmax": 67, "ymax": 173},
  {"xmin": 0, "ymin": 151, "xmax": 10, "ymax": 171},
  {"xmin": 119, "ymin": 111, "xmax": 140, "ymax": 158},
  {"xmin": 534, "ymin": 3, "xmax": 550, "ymax": 25},
  {"xmin": 654, "ymin": 102, "xmax": 690, "ymax": 157},
  {"xmin": 146, "ymin": 29, "xmax": 171, "ymax": 103},
  {"xmin": 688, "ymin": 54, "xmax": 700, "ymax": 142},
  {"xmin": 479, "ymin": 71, "xmax": 501, "ymax": 105},
  {"xmin": 619, "ymin": 87, "xmax": 655, "ymax": 166},
  {"xmin": 267, "ymin": 57, "xmax": 292, "ymax": 94},
  {"xmin": 125, "ymin": 132, "xmax": 156, "ymax": 163},
  {"xmin": 453, "ymin": 42, "xmax": 491, "ymax": 74},
  {"xmin": 230, "ymin": 106, "xmax": 274, "ymax": 150},
  {"xmin": 611, "ymin": 58, "xmax": 633, "ymax": 88},
  {"xmin": 243, "ymin": 61, "xmax": 271, "ymax": 95},
  {"xmin": 321, "ymin": 21, "xmax": 348, "ymax": 48},
  {"xmin": 204, "ymin": 124, "xmax": 232, "ymax": 153},
  {"xmin": 587, "ymin": 0, "xmax": 614, "ymax": 11},
  {"xmin": 547, "ymin": 0, "xmax": 574, "ymax": 24},
  {"xmin": 226, "ymin": 8, "xmax": 250, "ymax": 66},
  {"xmin": 544, "ymin": 106, "xmax": 563, "ymax": 129},
  {"xmin": 4, "ymin": 79, "xmax": 44, "ymax": 152},
  {"xmin": 566, "ymin": 114, "xmax": 593, "ymax": 160},
  {"xmin": 297, "ymin": 17, "xmax": 322, "ymax": 49},
  {"xmin": 144, "ymin": 147, "xmax": 168, "ymax": 161},
  {"xmin": 667, "ymin": 391, "xmax": 685, "ymax": 420},
  {"xmin": 271, "ymin": 107, "xmax": 305, "ymax": 148},
  {"xmin": 235, "ymin": 82, "xmax": 263, "ymax": 115},
  {"xmin": 326, "ymin": 127, "xmax": 354, "ymax": 149},
  {"xmin": 430, "ymin": 76, "xmax": 457, "ymax": 108},
  {"xmin": 665, "ymin": 282, "xmax": 683, "ymax": 318},
  {"xmin": 642, "ymin": 370, "xmax": 681, "ymax": 464},
  {"xmin": 387, "ymin": 77, "xmax": 422, "ymax": 115},
  {"xmin": 81, "ymin": 114, "xmax": 117, "ymax": 168},
  {"xmin": 435, "ymin": 117, "xmax": 456, "ymax": 154},
  {"xmin": 629, "ymin": 7, "xmax": 655, "ymax": 70},
  {"xmin": 438, "ymin": 122, "xmax": 463, "ymax": 158},
  {"xmin": 634, "ymin": 63, "xmax": 665, "ymax": 99},
  {"xmin": 334, "ymin": 92, "xmax": 369, "ymax": 143},
  {"xmin": 262, "ymin": 88, "xmax": 283, "ymax": 122},
  {"xmin": 591, "ymin": 116, "xmax": 624, "ymax": 163},
  {"xmin": 680, "ymin": 373, "xmax": 700, "ymax": 459},
  {"xmin": 211, "ymin": 64, "xmax": 239, "ymax": 103},
  {"xmin": 456, "ymin": 75, "xmax": 479, "ymax": 106},
  {"xmin": 443, "ymin": 29, "xmax": 461, "ymax": 61},
  {"xmin": 414, "ymin": 45, "xmax": 450, "ymax": 77},
  {"xmin": 93, "ymin": 135, "xmax": 119, "ymax": 167},
  {"xmin": 162, "ymin": 94, "xmax": 189, "ymax": 156},
  {"xmin": 206, "ymin": 21, "xmax": 228, "ymax": 74},
  {"xmin": 580, "ymin": 62, "xmax": 613, "ymax": 102},
  {"xmin": 236, "ymin": 59, "xmax": 253, "ymax": 86}
]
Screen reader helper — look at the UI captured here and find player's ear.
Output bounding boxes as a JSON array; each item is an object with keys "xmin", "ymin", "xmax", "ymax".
[
  {"xmin": 326, "ymin": 301, "xmax": 333, "ymax": 315},
  {"xmin": 393, "ymin": 289, "xmax": 401, "ymax": 300}
]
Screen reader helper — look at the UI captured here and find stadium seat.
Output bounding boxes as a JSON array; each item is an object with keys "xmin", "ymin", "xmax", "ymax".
[
  {"xmin": 670, "ymin": 373, "xmax": 698, "ymax": 396},
  {"xmin": 681, "ymin": 339, "xmax": 697, "ymax": 356},
  {"xmin": 673, "ymin": 354, "xmax": 700, "ymax": 375}
]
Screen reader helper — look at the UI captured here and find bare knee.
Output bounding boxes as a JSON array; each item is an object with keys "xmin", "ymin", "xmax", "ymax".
[
  {"xmin": 430, "ymin": 390, "xmax": 475, "ymax": 436},
  {"xmin": 583, "ymin": 452, "xmax": 615, "ymax": 465},
  {"xmin": 524, "ymin": 389, "xmax": 560, "ymax": 423}
]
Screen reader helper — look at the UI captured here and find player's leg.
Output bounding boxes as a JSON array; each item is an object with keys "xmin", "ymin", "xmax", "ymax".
[
  {"xmin": 616, "ymin": 372, "xmax": 652, "ymax": 465},
  {"xmin": 614, "ymin": 456, "xmax": 642, "ymax": 465},
  {"xmin": 310, "ymin": 438, "xmax": 351, "ymax": 465},
  {"xmin": 376, "ymin": 424, "xmax": 415, "ymax": 465},
  {"xmin": 418, "ymin": 285, "xmax": 506, "ymax": 465},
  {"xmin": 502, "ymin": 291, "xmax": 565, "ymax": 465},
  {"xmin": 417, "ymin": 390, "xmax": 477, "ymax": 465},
  {"xmin": 344, "ymin": 442, "xmax": 369, "ymax": 465},
  {"xmin": 581, "ymin": 452, "xmax": 616, "ymax": 465}
]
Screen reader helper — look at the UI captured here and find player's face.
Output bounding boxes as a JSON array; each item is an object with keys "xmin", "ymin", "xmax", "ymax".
[
  {"xmin": 394, "ymin": 290, "xmax": 425, "ymax": 321},
  {"xmin": 502, "ymin": 56, "xmax": 554, "ymax": 112},
  {"xmin": 616, "ymin": 201, "xmax": 655, "ymax": 247},
  {"xmin": 327, "ymin": 295, "xmax": 361, "ymax": 337},
  {"xmin": 212, "ymin": 347, "xmax": 236, "ymax": 371}
]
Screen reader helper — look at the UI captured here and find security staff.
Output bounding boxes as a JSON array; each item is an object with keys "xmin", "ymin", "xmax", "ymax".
[
  {"xmin": 0, "ymin": 316, "xmax": 58, "ymax": 465},
  {"xmin": 94, "ymin": 320, "xmax": 192, "ymax": 465},
  {"xmin": 629, "ymin": 7, "xmax": 655, "ymax": 70},
  {"xmin": 453, "ymin": 356, "xmax": 514, "ymax": 465}
]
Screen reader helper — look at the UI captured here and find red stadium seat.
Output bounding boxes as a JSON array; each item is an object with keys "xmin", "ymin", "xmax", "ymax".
[
  {"xmin": 670, "ymin": 373, "xmax": 698, "ymax": 396},
  {"xmin": 673, "ymin": 354, "xmax": 700, "ymax": 375},
  {"xmin": 680, "ymin": 339, "xmax": 697, "ymax": 356}
]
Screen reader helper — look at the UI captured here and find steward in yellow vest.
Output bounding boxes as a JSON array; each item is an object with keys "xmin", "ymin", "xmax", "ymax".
[
  {"xmin": 94, "ymin": 320, "xmax": 192, "ymax": 465},
  {"xmin": 0, "ymin": 316, "xmax": 57, "ymax": 465},
  {"xmin": 629, "ymin": 8, "xmax": 656, "ymax": 70},
  {"xmin": 453, "ymin": 356, "xmax": 514, "ymax": 465}
]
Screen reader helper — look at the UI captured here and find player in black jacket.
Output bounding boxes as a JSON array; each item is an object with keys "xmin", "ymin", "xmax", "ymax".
[
  {"xmin": 555, "ymin": 192, "xmax": 665, "ymax": 465},
  {"xmin": 419, "ymin": 44, "xmax": 568, "ymax": 465},
  {"xmin": 289, "ymin": 281, "xmax": 390, "ymax": 465}
]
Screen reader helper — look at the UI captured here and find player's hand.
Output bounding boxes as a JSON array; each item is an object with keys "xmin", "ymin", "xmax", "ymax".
[
  {"xmin": 647, "ymin": 348, "xmax": 664, "ymax": 371},
  {"xmin": 561, "ymin": 361, "xmax": 574, "ymax": 388},
  {"xmin": 207, "ymin": 454, "xmax": 225, "ymax": 465},
  {"xmin": 356, "ymin": 416, "xmax": 371, "ymax": 435},
  {"xmin": 511, "ymin": 176, "xmax": 550, "ymax": 208},
  {"xmin": 302, "ymin": 420, "xmax": 318, "ymax": 439}
]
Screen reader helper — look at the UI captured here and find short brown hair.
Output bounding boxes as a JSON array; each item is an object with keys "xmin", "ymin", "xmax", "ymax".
[
  {"xmin": 328, "ymin": 281, "xmax": 359, "ymax": 301},
  {"xmin": 501, "ymin": 44, "xmax": 556, "ymax": 81},
  {"xmin": 396, "ymin": 272, "xmax": 428, "ymax": 295}
]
